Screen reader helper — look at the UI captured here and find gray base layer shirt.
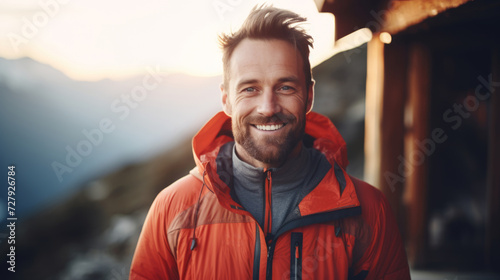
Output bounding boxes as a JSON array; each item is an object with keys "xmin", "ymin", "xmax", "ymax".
[{"xmin": 232, "ymin": 143, "xmax": 331, "ymax": 236}]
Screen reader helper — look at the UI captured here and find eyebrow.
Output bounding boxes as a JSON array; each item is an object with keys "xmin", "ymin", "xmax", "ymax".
[
  {"xmin": 277, "ymin": 76, "xmax": 300, "ymax": 84},
  {"xmin": 235, "ymin": 76, "xmax": 300, "ymax": 89},
  {"xmin": 236, "ymin": 79, "xmax": 259, "ymax": 89}
]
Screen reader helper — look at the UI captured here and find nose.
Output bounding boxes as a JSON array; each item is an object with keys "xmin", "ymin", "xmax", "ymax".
[{"xmin": 256, "ymin": 88, "xmax": 280, "ymax": 117}]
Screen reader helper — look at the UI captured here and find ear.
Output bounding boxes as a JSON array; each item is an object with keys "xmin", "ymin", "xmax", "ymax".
[
  {"xmin": 306, "ymin": 80, "xmax": 315, "ymax": 114},
  {"xmin": 221, "ymin": 83, "xmax": 232, "ymax": 117}
]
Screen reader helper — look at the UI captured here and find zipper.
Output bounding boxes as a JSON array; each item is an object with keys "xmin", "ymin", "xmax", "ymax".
[
  {"xmin": 266, "ymin": 240, "xmax": 276, "ymax": 279},
  {"xmin": 294, "ymin": 244, "xmax": 299, "ymax": 277},
  {"xmin": 264, "ymin": 169, "xmax": 274, "ymax": 279},
  {"xmin": 290, "ymin": 232, "xmax": 303, "ymax": 280},
  {"xmin": 253, "ymin": 223, "xmax": 261, "ymax": 280},
  {"xmin": 295, "ymin": 243, "xmax": 299, "ymax": 278},
  {"xmin": 263, "ymin": 170, "xmax": 272, "ymax": 237}
]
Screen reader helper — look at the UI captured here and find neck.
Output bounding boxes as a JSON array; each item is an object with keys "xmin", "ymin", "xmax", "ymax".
[
  {"xmin": 232, "ymin": 143, "xmax": 310, "ymax": 182},
  {"xmin": 234, "ymin": 143, "xmax": 303, "ymax": 169}
]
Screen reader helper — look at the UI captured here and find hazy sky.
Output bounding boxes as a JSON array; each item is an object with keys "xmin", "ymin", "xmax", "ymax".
[{"xmin": 0, "ymin": 0, "xmax": 355, "ymax": 81}]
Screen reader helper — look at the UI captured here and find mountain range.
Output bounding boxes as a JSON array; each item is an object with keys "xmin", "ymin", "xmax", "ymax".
[{"xmin": 0, "ymin": 57, "xmax": 222, "ymax": 218}]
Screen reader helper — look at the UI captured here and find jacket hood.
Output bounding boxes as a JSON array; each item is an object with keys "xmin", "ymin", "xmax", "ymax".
[{"xmin": 192, "ymin": 111, "xmax": 359, "ymax": 215}]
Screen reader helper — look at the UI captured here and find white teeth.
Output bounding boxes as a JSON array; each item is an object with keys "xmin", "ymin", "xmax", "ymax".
[{"xmin": 255, "ymin": 124, "xmax": 284, "ymax": 131}]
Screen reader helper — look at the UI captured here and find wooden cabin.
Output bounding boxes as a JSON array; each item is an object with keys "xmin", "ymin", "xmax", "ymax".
[{"xmin": 319, "ymin": 0, "xmax": 500, "ymax": 272}]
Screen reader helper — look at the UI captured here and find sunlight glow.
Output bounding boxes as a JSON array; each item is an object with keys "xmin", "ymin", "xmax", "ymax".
[{"xmin": 0, "ymin": 0, "xmax": 338, "ymax": 81}]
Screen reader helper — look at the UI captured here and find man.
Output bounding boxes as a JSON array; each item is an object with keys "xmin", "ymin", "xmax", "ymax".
[{"xmin": 130, "ymin": 6, "xmax": 410, "ymax": 280}]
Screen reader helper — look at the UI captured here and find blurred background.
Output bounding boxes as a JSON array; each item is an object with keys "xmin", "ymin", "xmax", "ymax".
[{"xmin": 0, "ymin": 0, "xmax": 499, "ymax": 279}]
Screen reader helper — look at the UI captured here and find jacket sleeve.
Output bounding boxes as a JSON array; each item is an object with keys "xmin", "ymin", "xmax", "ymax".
[
  {"xmin": 130, "ymin": 188, "xmax": 180, "ymax": 280},
  {"xmin": 349, "ymin": 177, "xmax": 411, "ymax": 280}
]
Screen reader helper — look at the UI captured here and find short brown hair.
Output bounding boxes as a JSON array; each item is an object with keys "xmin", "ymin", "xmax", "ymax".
[{"xmin": 218, "ymin": 6, "xmax": 314, "ymax": 89}]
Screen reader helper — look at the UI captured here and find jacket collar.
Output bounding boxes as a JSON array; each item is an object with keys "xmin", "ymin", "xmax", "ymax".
[{"xmin": 192, "ymin": 111, "xmax": 360, "ymax": 215}]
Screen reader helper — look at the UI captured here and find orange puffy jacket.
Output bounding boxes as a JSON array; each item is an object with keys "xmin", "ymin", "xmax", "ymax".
[{"xmin": 130, "ymin": 111, "xmax": 410, "ymax": 280}]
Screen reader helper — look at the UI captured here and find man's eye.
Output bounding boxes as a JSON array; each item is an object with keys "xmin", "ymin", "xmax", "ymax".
[
  {"xmin": 242, "ymin": 87, "xmax": 256, "ymax": 93},
  {"xmin": 279, "ymin": 85, "xmax": 295, "ymax": 92}
]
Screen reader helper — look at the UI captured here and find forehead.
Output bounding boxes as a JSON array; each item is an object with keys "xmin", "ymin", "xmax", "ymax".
[{"xmin": 228, "ymin": 39, "xmax": 304, "ymax": 86}]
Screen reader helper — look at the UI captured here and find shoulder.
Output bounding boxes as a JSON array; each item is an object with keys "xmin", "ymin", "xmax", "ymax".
[
  {"xmin": 131, "ymin": 172, "xmax": 202, "ymax": 279},
  {"xmin": 150, "ymin": 172, "xmax": 204, "ymax": 222},
  {"xmin": 349, "ymin": 176, "xmax": 389, "ymax": 210},
  {"xmin": 349, "ymin": 176, "xmax": 394, "ymax": 226}
]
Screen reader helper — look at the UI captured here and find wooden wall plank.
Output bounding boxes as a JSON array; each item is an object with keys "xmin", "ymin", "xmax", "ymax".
[
  {"xmin": 403, "ymin": 43, "xmax": 431, "ymax": 267},
  {"xmin": 364, "ymin": 36, "xmax": 385, "ymax": 188}
]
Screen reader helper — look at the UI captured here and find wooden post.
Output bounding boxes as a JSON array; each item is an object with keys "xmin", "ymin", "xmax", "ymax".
[
  {"xmin": 379, "ymin": 38, "xmax": 408, "ymax": 231},
  {"xmin": 403, "ymin": 43, "xmax": 431, "ymax": 267},
  {"xmin": 364, "ymin": 34, "xmax": 408, "ymax": 235},
  {"xmin": 364, "ymin": 35, "xmax": 385, "ymax": 188}
]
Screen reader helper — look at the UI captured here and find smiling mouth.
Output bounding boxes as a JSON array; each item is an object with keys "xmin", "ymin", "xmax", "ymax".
[{"xmin": 254, "ymin": 123, "xmax": 286, "ymax": 131}]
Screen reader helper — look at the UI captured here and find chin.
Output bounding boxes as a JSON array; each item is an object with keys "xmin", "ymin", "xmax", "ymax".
[{"xmin": 253, "ymin": 148, "xmax": 288, "ymax": 165}]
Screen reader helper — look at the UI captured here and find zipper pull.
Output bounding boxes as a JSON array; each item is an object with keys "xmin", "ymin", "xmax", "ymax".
[{"xmin": 295, "ymin": 243, "xmax": 299, "ymax": 259}]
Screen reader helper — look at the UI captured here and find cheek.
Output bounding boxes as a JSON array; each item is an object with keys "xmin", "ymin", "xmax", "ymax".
[
  {"xmin": 285, "ymin": 99, "xmax": 308, "ymax": 116},
  {"xmin": 231, "ymin": 106, "xmax": 249, "ymax": 128},
  {"xmin": 232, "ymin": 100, "xmax": 254, "ymax": 117},
  {"xmin": 282, "ymin": 92, "xmax": 308, "ymax": 109}
]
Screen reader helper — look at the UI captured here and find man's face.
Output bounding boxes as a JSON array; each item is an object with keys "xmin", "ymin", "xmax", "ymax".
[{"xmin": 221, "ymin": 39, "xmax": 313, "ymax": 169}]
